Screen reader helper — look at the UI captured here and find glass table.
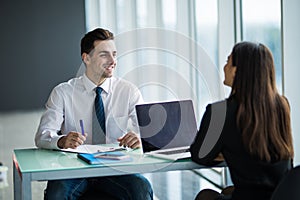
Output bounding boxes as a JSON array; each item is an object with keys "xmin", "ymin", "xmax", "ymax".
[{"xmin": 13, "ymin": 147, "xmax": 220, "ymax": 200}]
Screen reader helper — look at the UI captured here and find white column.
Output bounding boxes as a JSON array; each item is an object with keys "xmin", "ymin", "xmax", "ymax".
[
  {"xmin": 218, "ymin": 0, "xmax": 236, "ymax": 97},
  {"xmin": 282, "ymin": 0, "xmax": 300, "ymax": 165}
]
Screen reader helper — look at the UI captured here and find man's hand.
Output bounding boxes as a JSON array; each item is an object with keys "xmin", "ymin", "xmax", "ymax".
[
  {"xmin": 117, "ymin": 132, "xmax": 141, "ymax": 149},
  {"xmin": 58, "ymin": 132, "xmax": 87, "ymax": 149}
]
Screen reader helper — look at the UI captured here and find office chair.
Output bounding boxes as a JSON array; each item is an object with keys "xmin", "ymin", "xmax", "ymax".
[{"xmin": 271, "ymin": 165, "xmax": 300, "ymax": 200}]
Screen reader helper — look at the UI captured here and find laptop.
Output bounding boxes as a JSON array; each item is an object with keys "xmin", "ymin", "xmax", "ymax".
[{"xmin": 135, "ymin": 100, "xmax": 198, "ymax": 160}]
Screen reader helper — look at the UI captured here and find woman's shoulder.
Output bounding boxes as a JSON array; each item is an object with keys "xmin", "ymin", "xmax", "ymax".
[
  {"xmin": 207, "ymin": 96, "xmax": 238, "ymax": 110},
  {"xmin": 202, "ymin": 97, "xmax": 238, "ymax": 124},
  {"xmin": 280, "ymin": 95, "xmax": 290, "ymax": 108}
]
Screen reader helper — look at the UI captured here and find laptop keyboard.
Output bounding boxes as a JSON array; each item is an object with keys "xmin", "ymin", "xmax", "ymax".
[{"xmin": 156, "ymin": 148, "xmax": 190, "ymax": 155}]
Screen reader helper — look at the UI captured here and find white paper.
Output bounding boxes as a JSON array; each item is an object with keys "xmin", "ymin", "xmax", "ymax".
[{"xmin": 61, "ymin": 144, "xmax": 124, "ymax": 154}]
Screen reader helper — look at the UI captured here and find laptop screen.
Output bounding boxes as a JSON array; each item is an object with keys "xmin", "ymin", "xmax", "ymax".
[{"xmin": 135, "ymin": 100, "xmax": 198, "ymax": 153}]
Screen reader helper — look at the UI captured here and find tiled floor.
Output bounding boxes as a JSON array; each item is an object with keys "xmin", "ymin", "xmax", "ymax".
[{"xmin": 0, "ymin": 111, "xmax": 222, "ymax": 200}]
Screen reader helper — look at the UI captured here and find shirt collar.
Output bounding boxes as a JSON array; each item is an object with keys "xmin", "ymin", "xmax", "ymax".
[
  {"xmin": 82, "ymin": 73, "xmax": 111, "ymax": 94},
  {"xmin": 82, "ymin": 73, "xmax": 96, "ymax": 93},
  {"xmin": 100, "ymin": 78, "xmax": 110, "ymax": 94}
]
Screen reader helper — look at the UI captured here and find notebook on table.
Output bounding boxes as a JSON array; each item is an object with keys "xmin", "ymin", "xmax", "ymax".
[
  {"xmin": 77, "ymin": 151, "xmax": 132, "ymax": 165},
  {"xmin": 135, "ymin": 100, "xmax": 198, "ymax": 160}
]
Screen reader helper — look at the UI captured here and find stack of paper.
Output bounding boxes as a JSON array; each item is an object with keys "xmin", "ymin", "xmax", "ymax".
[{"xmin": 61, "ymin": 144, "xmax": 125, "ymax": 154}]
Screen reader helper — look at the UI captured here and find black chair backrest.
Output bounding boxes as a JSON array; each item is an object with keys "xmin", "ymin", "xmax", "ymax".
[{"xmin": 271, "ymin": 165, "xmax": 300, "ymax": 200}]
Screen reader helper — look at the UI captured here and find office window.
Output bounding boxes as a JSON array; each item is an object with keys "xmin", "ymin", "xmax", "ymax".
[
  {"xmin": 194, "ymin": 0, "xmax": 219, "ymax": 114},
  {"xmin": 195, "ymin": 0, "xmax": 218, "ymax": 65},
  {"xmin": 162, "ymin": 0, "xmax": 177, "ymax": 29},
  {"xmin": 85, "ymin": 0, "xmax": 221, "ymax": 118},
  {"xmin": 241, "ymin": 0, "xmax": 282, "ymax": 93}
]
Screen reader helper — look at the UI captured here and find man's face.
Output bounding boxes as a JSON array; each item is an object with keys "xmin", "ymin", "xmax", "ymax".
[{"xmin": 84, "ymin": 40, "xmax": 117, "ymax": 85}]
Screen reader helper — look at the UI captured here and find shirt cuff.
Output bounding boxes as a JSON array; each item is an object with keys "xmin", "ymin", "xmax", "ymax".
[{"xmin": 51, "ymin": 135, "xmax": 64, "ymax": 149}]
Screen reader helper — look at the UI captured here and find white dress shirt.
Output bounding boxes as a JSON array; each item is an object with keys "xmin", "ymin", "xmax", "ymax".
[{"xmin": 35, "ymin": 73, "xmax": 143, "ymax": 149}]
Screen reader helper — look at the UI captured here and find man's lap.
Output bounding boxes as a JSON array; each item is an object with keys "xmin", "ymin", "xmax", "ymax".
[{"xmin": 45, "ymin": 174, "xmax": 153, "ymax": 200}]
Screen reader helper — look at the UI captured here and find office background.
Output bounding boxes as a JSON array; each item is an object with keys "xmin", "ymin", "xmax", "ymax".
[
  {"xmin": 0, "ymin": 0, "xmax": 85, "ymax": 111},
  {"xmin": 0, "ymin": 0, "xmax": 299, "ymax": 199}
]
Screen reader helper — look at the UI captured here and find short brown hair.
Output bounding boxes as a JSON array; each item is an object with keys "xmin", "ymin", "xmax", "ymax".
[{"xmin": 80, "ymin": 28, "xmax": 114, "ymax": 55}]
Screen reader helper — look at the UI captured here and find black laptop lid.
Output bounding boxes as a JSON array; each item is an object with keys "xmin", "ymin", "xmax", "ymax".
[{"xmin": 135, "ymin": 100, "xmax": 198, "ymax": 153}]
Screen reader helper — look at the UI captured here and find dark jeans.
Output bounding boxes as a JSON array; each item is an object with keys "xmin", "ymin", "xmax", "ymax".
[{"xmin": 44, "ymin": 174, "xmax": 153, "ymax": 200}]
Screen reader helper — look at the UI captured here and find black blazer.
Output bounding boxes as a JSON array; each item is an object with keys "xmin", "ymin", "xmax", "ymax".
[{"xmin": 190, "ymin": 96, "xmax": 292, "ymax": 200}]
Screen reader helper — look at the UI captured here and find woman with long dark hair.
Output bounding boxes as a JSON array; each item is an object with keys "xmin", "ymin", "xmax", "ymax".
[{"xmin": 190, "ymin": 41, "xmax": 294, "ymax": 200}]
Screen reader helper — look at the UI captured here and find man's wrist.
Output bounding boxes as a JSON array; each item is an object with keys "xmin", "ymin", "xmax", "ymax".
[{"xmin": 57, "ymin": 136, "xmax": 66, "ymax": 149}]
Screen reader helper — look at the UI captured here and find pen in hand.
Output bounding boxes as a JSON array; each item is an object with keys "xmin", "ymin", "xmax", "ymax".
[
  {"xmin": 79, "ymin": 119, "xmax": 88, "ymax": 148},
  {"xmin": 79, "ymin": 119, "xmax": 85, "ymax": 136}
]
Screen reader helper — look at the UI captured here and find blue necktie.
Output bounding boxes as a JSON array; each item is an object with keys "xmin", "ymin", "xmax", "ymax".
[{"xmin": 95, "ymin": 87, "xmax": 106, "ymax": 134}]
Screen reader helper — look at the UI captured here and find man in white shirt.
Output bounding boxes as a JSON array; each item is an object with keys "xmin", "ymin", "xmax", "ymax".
[{"xmin": 35, "ymin": 28, "xmax": 153, "ymax": 200}]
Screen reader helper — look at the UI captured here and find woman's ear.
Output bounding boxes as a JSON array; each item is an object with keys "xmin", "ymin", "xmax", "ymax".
[
  {"xmin": 232, "ymin": 66, "xmax": 237, "ymax": 78},
  {"xmin": 229, "ymin": 66, "xmax": 237, "ymax": 87}
]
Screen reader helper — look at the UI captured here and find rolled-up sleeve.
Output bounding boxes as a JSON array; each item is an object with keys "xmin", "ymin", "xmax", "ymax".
[{"xmin": 35, "ymin": 86, "xmax": 65, "ymax": 149}]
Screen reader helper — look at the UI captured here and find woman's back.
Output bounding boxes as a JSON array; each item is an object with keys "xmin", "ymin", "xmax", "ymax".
[
  {"xmin": 221, "ymin": 97, "xmax": 292, "ymax": 200},
  {"xmin": 190, "ymin": 42, "xmax": 294, "ymax": 200}
]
